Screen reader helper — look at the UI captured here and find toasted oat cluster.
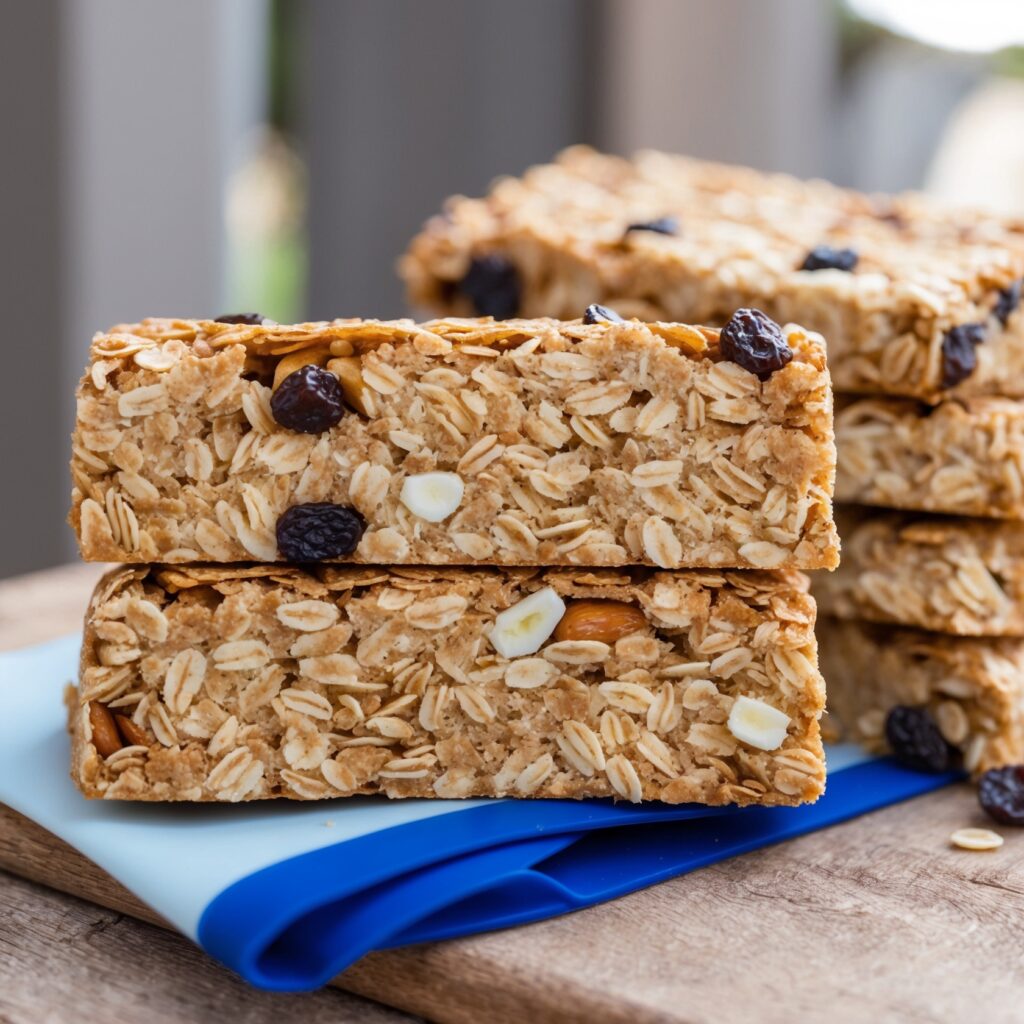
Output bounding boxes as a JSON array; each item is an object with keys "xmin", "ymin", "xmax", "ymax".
[
  {"xmin": 402, "ymin": 146, "xmax": 1024, "ymax": 403},
  {"xmin": 70, "ymin": 564, "xmax": 826, "ymax": 805},
  {"xmin": 835, "ymin": 395, "xmax": 1024, "ymax": 518},
  {"xmin": 69, "ymin": 316, "xmax": 838, "ymax": 570},
  {"xmin": 814, "ymin": 510, "xmax": 1024, "ymax": 636},
  {"xmin": 819, "ymin": 618, "xmax": 1024, "ymax": 774}
]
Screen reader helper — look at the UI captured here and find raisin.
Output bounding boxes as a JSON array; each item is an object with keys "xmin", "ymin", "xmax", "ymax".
[
  {"xmin": 718, "ymin": 308, "xmax": 793, "ymax": 379},
  {"xmin": 276, "ymin": 503, "xmax": 366, "ymax": 561},
  {"xmin": 214, "ymin": 313, "xmax": 265, "ymax": 324},
  {"xmin": 978, "ymin": 765, "xmax": 1024, "ymax": 826},
  {"xmin": 271, "ymin": 365, "xmax": 346, "ymax": 434},
  {"xmin": 994, "ymin": 278, "xmax": 1022, "ymax": 327},
  {"xmin": 625, "ymin": 216, "xmax": 678, "ymax": 237},
  {"xmin": 940, "ymin": 323, "xmax": 985, "ymax": 389},
  {"xmin": 799, "ymin": 245, "xmax": 859, "ymax": 272},
  {"xmin": 884, "ymin": 705, "xmax": 954, "ymax": 773},
  {"xmin": 459, "ymin": 255, "xmax": 521, "ymax": 318},
  {"xmin": 583, "ymin": 303, "xmax": 625, "ymax": 325}
]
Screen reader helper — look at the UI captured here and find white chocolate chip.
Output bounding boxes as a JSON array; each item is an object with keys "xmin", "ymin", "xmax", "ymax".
[
  {"xmin": 488, "ymin": 587, "xmax": 566, "ymax": 659},
  {"xmin": 950, "ymin": 827, "xmax": 1003, "ymax": 851},
  {"xmin": 399, "ymin": 472, "xmax": 464, "ymax": 523},
  {"xmin": 727, "ymin": 695, "xmax": 790, "ymax": 751}
]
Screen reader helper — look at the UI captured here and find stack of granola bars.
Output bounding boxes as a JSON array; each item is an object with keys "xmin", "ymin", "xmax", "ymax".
[
  {"xmin": 68, "ymin": 311, "xmax": 836, "ymax": 805},
  {"xmin": 402, "ymin": 145, "xmax": 1024, "ymax": 775}
]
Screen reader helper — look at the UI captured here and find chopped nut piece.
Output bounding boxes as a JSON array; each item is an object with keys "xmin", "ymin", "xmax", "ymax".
[
  {"xmin": 327, "ymin": 355, "xmax": 373, "ymax": 416},
  {"xmin": 88, "ymin": 701, "xmax": 122, "ymax": 758},
  {"xmin": 727, "ymin": 696, "xmax": 791, "ymax": 751},
  {"xmin": 488, "ymin": 587, "xmax": 566, "ymax": 659},
  {"xmin": 70, "ymin": 564, "xmax": 826, "ymax": 805},
  {"xmin": 70, "ymin": 315, "xmax": 838, "ymax": 569},
  {"xmin": 399, "ymin": 472, "xmax": 465, "ymax": 523},
  {"xmin": 115, "ymin": 715, "xmax": 148, "ymax": 747}
]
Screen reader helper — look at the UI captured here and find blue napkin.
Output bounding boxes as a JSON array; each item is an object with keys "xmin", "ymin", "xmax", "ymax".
[{"xmin": 0, "ymin": 634, "xmax": 958, "ymax": 991}]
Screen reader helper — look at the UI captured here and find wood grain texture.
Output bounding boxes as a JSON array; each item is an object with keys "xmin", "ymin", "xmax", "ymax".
[
  {"xmin": 3, "ymin": 563, "xmax": 1024, "ymax": 1023},
  {"xmin": 0, "ymin": 870, "xmax": 413, "ymax": 1024}
]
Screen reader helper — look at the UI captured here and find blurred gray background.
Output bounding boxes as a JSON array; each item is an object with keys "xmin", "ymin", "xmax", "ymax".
[{"xmin": 4, "ymin": 0, "xmax": 1024, "ymax": 578}]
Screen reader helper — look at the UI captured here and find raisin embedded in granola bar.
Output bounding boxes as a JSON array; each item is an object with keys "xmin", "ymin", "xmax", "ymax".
[
  {"xmin": 818, "ymin": 617, "xmax": 1024, "ymax": 774},
  {"xmin": 814, "ymin": 509, "xmax": 1024, "ymax": 637},
  {"xmin": 70, "ymin": 563, "xmax": 826, "ymax": 805},
  {"xmin": 835, "ymin": 395, "xmax": 1024, "ymax": 519},
  {"xmin": 69, "ymin": 316, "xmax": 838, "ymax": 570},
  {"xmin": 402, "ymin": 146, "xmax": 1024, "ymax": 403}
]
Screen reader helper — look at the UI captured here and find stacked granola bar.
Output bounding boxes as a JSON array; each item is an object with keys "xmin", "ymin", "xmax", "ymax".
[
  {"xmin": 68, "ymin": 314, "xmax": 835, "ymax": 805},
  {"xmin": 402, "ymin": 145, "xmax": 1024, "ymax": 774}
]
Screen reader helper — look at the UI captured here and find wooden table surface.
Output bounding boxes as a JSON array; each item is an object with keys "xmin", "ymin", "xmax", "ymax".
[{"xmin": 2, "ymin": 564, "xmax": 1023, "ymax": 1024}]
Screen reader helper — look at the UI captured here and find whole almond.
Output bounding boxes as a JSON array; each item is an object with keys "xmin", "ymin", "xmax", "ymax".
[
  {"xmin": 89, "ymin": 701, "xmax": 123, "ymax": 758},
  {"xmin": 553, "ymin": 600, "xmax": 648, "ymax": 644},
  {"xmin": 115, "ymin": 715, "xmax": 149, "ymax": 748}
]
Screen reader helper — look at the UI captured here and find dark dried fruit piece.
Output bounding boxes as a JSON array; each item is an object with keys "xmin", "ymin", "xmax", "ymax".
[
  {"xmin": 978, "ymin": 764, "xmax": 1024, "ymax": 826},
  {"xmin": 276, "ymin": 503, "xmax": 366, "ymax": 561},
  {"xmin": 940, "ymin": 323, "xmax": 985, "ymax": 389},
  {"xmin": 718, "ymin": 308, "xmax": 793, "ymax": 379},
  {"xmin": 271, "ymin": 365, "xmax": 346, "ymax": 434},
  {"xmin": 89, "ymin": 701, "xmax": 123, "ymax": 758},
  {"xmin": 884, "ymin": 705, "xmax": 954, "ymax": 773},
  {"xmin": 799, "ymin": 245, "xmax": 859, "ymax": 272},
  {"xmin": 625, "ymin": 216, "xmax": 678, "ymax": 237},
  {"xmin": 214, "ymin": 313, "xmax": 265, "ymax": 324},
  {"xmin": 994, "ymin": 278, "xmax": 1022, "ymax": 327},
  {"xmin": 583, "ymin": 303, "xmax": 625, "ymax": 325},
  {"xmin": 459, "ymin": 255, "xmax": 521, "ymax": 319}
]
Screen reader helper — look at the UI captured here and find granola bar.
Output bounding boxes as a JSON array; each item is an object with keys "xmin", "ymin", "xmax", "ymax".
[
  {"xmin": 69, "ymin": 316, "xmax": 838, "ymax": 570},
  {"xmin": 835, "ymin": 395, "xmax": 1024, "ymax": 518},
  {"xmin": 818, "ymin": 617, "xmax": 1024, "ymax": 773},
  {"xmin": 69, "ymin": 563, "xmax": 826, "ymax": 805},
  {"xmin": 814, "ymin": 509, "xmax": 1024, "ymax": 637},
  {"xmin": 402, "ymin": 146, "xmax": 1024, "ymax": 403}
]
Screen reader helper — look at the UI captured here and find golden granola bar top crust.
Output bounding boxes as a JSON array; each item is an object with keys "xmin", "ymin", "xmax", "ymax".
[
  {"xmin": 402, "ymin": 146, "xmax": 1024, "ymax": 403},
  {"xmin": 70, "ymin": 563, "xmax": 826, "ymax": 805},
  {"xmin": 835, "ymin": 395, "xmax": 1024, "ymax": 518},
  {"xmin": 70, "ymin": 315, "xmax": 838, "ymax": 570},
  {"xmin": 815, "ymin": 509, "xmax": 1024, "ymax": 636},
  {"xmin": 819, "ymin": 617, "xmax": 1024, "ymax": 774}
]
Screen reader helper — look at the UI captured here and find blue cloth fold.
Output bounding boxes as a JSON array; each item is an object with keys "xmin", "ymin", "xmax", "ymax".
[{"xmin": 0, "ymin": 634, "xmax": 960, "ymax": 992}]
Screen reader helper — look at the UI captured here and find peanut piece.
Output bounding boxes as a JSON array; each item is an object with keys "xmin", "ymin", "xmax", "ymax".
[
  {"xmin": 327, "ymin": 356, "xmax": 372, "ymax": 416},
  {"xmin": 88, "ymin": 701, "xmax": 123, "ymax": 758},
  {"xmin": 553, "ymin": 600, "xmax": 648, "ymax": 644},
  {"xmin": 115, "ymin": 715, "xmax": 149, "ymax": 747}
]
